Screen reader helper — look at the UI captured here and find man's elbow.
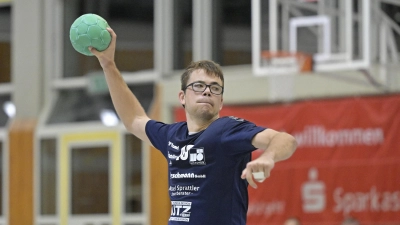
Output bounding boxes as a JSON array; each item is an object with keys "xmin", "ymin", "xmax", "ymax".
[
  {"xmin": 287, "ymin": 133, "xmax": 298, "ymax": 155},
  {"xmin": 266, "ymin": 132, "xmax": 298, "ymax": 162}
]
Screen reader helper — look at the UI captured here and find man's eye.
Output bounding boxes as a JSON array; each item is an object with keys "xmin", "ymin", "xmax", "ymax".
[
  {"xmin": 211, "ymin": 86, "xmax": 221, "ymax": 92},
  {"xmin": 193, "ymin": 83, "xmax": 205, "ymax": 88}
]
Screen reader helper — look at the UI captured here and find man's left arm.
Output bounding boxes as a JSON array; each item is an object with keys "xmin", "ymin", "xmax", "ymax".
[{"xmin": 241, "ymin": 129, "xmax": 297, "ymax": 188}]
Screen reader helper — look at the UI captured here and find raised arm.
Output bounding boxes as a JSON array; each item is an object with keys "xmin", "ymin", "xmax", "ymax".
[
  {"xmin": 241, "ymin": 128, "xmax": 297, "ymax": 188},
  {"xmin": 90, "ymin": 28, "xmax": 151, "ymax": 143}
]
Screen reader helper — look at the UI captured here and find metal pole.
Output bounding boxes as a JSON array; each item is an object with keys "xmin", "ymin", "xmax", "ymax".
[
  {"xmin": 193, "ymin": 0, "xmax": 213, "ymax": 61},
  {"xmin": 251, "ymin": 0, "xmax": 261, "ymax": 74}
]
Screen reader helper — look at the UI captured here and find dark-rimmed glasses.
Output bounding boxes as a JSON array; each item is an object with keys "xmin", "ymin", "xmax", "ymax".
[{"xmin": 184, "ymin": 82, "xmax": 224, "ymax": 95}]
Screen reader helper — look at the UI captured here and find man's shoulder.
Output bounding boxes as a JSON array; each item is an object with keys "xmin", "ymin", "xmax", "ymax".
[
  {"xmin": 216, "ymin": 116, "xmax": 262, "ymax": 130},
  {"xmin": 148, "ymin": 119, "xmax": 187, "ymax": 126},
  {"xmin": 206, "ymin": 116, "xmax": 249, "ymax": 132},
  {"xmin": 147, "ymin": 120, "xmax": 187, "ymax": 131},
  {"xmin": 218, "ymin": 116, "xmax": 246, "ymax": 124},
  {"xmin": 225, "ymin": 116, "xmax": 245, "ymax": 122}
]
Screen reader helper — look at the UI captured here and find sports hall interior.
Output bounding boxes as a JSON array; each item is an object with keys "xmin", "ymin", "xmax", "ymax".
[{"xmin": 0, "ymin": 0, "xmax": 399, "ymax": 225}]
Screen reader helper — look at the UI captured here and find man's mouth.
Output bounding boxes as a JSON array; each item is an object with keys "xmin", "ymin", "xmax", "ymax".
[{"xmin": 198, "ymin": 101, "xmax": 213, "ymax": 106}]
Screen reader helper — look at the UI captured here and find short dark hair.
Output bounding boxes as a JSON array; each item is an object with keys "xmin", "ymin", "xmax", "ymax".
[{"xmin": 180, "ymin": 60, "xmax": 224, "ymax": 92}]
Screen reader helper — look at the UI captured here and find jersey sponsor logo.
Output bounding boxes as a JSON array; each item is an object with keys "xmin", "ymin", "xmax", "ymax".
[
  {"xmin": 168, "ymin": 141, "xmax": 179, "ymax": 150},
  {"xmin": 169, "ymin": 185, "xmax": 200, "ymax": 192},
  {"xmin": 175, "ymin": 145, "xmax": 206, "ymax": 165},
  {"xmin": 169, "ymin": 185, "xmax": 201, "ymax": 196},
  {"xmin": 170, "ymin": 201, "xmax": 192, "ymax": 222},
  {"xmin": 189, "ymin": 148, "xmax": 205, "ymax": 165},
  {"xmin": 168, "ymin": 153, "xmax": 178, "ymax": 160},
  {"xmin": 170, "ymin": 172, "xmax": 206, "ymax": 179},
  {"xmin": 168, "ymin": 142, "xmax": 179, "ymax": 165},
  {"xmin": 176, "ymin": 145, "xmax": 192, "ymax": 161}
]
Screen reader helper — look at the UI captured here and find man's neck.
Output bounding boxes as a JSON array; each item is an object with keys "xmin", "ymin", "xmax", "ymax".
[{"xmin": 186, "ymin": 114, "xmax": 219, "ymax": 133}]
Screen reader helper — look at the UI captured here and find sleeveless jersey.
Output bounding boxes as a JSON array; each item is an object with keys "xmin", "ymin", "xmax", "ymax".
[{"xmin": 145, "ymin": 116, "xmax": 266, "ymax": 225}]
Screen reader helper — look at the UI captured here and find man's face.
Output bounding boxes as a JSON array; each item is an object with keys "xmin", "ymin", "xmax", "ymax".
[{"xmin": 179, "ymin": 69, "xmax": 224, "ymax": 121}]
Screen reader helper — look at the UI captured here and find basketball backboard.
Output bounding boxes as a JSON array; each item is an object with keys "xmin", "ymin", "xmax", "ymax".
[{"xmin": 252, "ymin": 0, "xmax": 400, "ymax": 79}]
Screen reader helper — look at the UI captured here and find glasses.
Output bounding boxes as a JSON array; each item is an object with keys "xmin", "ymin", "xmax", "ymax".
[{"xmin": 184, "ymin": 82, "xmax": 224, "ymax": 95}]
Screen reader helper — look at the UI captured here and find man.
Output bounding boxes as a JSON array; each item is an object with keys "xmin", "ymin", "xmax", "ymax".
[{"xmin": 90, "ymin": 28, "xmax": 297, "ymax": 225}]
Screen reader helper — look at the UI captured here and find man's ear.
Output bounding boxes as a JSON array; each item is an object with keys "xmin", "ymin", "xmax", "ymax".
[
  {"xmin": 219, "ymin": 95, "xmax": 224, "ymax": 110},
  {"xmin": 179, "ymin": 90, "xmax": 185, "ymax": 108}
]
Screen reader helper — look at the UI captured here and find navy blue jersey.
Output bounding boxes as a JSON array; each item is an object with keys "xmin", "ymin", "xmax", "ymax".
[{"xmin": 145, "ymin": 116, "xmax": 266, "ymax": 225}]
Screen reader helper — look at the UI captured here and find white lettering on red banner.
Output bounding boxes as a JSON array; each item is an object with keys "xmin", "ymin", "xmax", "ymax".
[{"xmin": 294, "ymin": 125, "xmax": 384, "ymax": 147}]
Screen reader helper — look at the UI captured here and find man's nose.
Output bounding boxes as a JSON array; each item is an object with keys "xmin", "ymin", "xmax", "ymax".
[{"xmin": 202, "ymin": 87, "xmax": 212, "ymax": 96}]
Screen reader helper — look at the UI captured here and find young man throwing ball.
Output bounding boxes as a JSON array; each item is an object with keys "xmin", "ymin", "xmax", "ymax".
[{"xmin": 90, "ymin": 28, "xmax": 297, "ymax": 225}]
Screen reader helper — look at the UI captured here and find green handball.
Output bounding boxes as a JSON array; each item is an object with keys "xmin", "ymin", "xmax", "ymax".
[{"xmin": 69, "ymin": 14, "xmax": 112, "ymax": 56}]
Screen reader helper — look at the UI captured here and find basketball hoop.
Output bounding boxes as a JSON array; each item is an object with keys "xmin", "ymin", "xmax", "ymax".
[{"xmin": 261, "ymin": 51, "xmax": 313, "ymax": 73}]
